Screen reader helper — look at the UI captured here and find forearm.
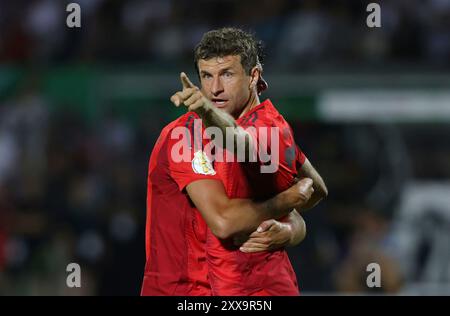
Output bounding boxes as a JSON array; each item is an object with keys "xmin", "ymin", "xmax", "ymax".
[
  {"xmin": 297, "ymin": 160, "xmax": 328, "ymax": 212},
  {"xmin": 197, "ymin": 102, "xmax": 237, "ymax": 131},
  {"xmin": 171, "ymin": 73, "xmax": 251, "ymax": 153},
  {"xmin": 220, "ymin": 199, "xmax": 268, "ymax": 235},
  {"xmin": 196, "ymin": 103, "xmax": 249, "ymax": 152},
  {"xmin": 282, "ymin": 210, "xmax": 306, "ymax": 246},
  {"xmin": 298, "ymin": 191, "xmax": 323, "ymax": 212},
  {"xmin": 187, "ymin": 177, "xmax": 313, "ymax": 240},
  {"xmin": 220, "ymin": 186, "xmax": 307, "ymax": 237},
  {"xmin": 238, "ymin": 209, "xmax": 307, "ymax": 253}
]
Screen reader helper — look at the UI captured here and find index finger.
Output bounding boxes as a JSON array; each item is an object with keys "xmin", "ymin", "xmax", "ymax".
[{"xmin": 180, "ymin": 72, "xmax": 195, "ymax": 89}]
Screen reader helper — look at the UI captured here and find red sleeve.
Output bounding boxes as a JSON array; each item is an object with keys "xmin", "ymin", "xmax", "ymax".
[
  {"xmin": 167, "ymin": 123, "xmax": 221, "ymax": 191},
  {"xmin": 240, "ymin": 111, "xmax": 274, "ymax": 163},
  {"xmin": 241, "ymin": 111, "xmax": 303, "ymax": 171}
]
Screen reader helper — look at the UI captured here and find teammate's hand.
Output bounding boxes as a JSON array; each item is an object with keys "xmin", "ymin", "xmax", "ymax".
[
  {"xmin": 170, "ymin": 72, "xmax": 211, "ymax": 113},
  {"xmin": 238, "ymin": 219, "xmax": 292, "ymax": 253}
]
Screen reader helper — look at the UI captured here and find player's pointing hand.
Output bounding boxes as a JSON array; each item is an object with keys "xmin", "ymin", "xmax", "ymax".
[
  {"xmin": 180, "ymin": 72, "xmax": 195, "ymax": 89},
  {"xmin": 170, "ymin": 72, "xmax": 211, "ymax": 113}
]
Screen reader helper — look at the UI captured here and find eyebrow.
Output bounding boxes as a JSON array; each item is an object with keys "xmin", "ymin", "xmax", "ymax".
[
  {"xmin": 219, "ymin": 67, "xmax": 234, "ymax": 73},
  {"xmin": 200, "ymin": 67, "xmax": 233, "ymax": 76},
  {"xmin": 200, "ymin": 70, "xmax": 212, "ymax": 76}
]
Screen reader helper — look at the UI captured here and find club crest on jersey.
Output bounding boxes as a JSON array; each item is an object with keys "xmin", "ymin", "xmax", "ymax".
[{"xmin": 192, "ymin": 150, "xmax": 216, "ymax": 175}]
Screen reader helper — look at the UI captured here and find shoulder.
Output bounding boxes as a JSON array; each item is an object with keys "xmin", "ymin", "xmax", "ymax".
[
  {"xmin": 165, "ymin": 112, "xmax": 199, "ymax": 131},
  {"xmin": 241, "ymin": 100, "xmax": 287, "ymax": 129},
  {"xmin": 150, "ymin": 113, "xmax": 195, "ymax": 150},
  {"xmin": 256, "ymin": 101, "xmax": 298, "ymax": 144},
  {"xmin": 239, "ymin": 104, "xmax": 272, "ymax": 128},
  {"xmin": 157, "ymin": 112, "xmax": 199, "ymax": 139},
  {"xmin": 263, "ymin": 100, "xmax": 295, "ymax": 133}
]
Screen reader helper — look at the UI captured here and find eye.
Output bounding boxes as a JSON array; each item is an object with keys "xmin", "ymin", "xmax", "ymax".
[
  {"xmin": 202, "ymin": 73, "xmax": 212, "ymax": 79},
  {"xmin": 223, "ymin": 71, "xmax": 233, "ymax": 78}
]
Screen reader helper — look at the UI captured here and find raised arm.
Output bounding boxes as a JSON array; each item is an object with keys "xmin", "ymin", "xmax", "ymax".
[
  {"xmin": 171, "ymin": 72, "xmax": 253, "ymax": 154},
  {"xmin": 186, "ymin": 178, "xmax": 314, "ymax": 240},
  {"xmin": 297, "ymin": 158, "xmax": 328, "ymax": 212}
]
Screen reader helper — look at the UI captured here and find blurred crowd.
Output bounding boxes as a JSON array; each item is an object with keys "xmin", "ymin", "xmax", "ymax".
[
  {"xmin": 1, "ymin": 0, "xmax": 450, "ymax": 69},
  {"xmin": 0, "ymin": 77, "xmax": 166, "ymax": 295}
]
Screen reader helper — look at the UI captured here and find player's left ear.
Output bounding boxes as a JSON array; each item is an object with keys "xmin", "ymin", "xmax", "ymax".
[{"xmin": 249, "ymin": 66, "xmax": 261, "ymax": 91}]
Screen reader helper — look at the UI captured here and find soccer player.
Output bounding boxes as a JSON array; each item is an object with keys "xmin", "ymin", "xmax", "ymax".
[
  {"xmin": 141, "ymin": 103, "xmax": 314, "ymax": 296},
  {"xmin": 170, "ymin": 27, "xmax": 327, "ymax": 295}
]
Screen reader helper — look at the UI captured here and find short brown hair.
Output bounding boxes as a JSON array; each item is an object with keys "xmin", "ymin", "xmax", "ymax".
[{"xmin": 194, "ymin": 27, "xmax": 264, "ymax": 76}]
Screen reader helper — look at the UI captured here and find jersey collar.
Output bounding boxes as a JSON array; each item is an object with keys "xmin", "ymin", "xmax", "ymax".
[{"xmin": 238, "ymin": 99, "xmax": 274, "ymax": 122}]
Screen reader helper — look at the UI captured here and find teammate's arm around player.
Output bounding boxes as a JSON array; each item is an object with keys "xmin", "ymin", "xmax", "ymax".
[
  {"xmin": 172, "ymin": 72, "xmax": 328, "ymax": 209},
  {"xmin": 186, "ymin": 177, "xmax": 313, "ymax": 240},
  {"xmin": 297, "ymin": 158, "xmax": 328, "ymax": 212},
  {"xmin": 237, "ymin": 209, "xmax": 306, "ymax": 253}
]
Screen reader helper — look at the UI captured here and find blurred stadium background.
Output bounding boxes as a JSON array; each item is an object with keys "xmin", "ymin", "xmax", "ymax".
[{"xmin": 1, "ymin": 0, "xmax": 450, "ymax": 295}]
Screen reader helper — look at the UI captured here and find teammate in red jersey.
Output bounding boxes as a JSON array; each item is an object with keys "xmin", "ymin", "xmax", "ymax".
[
  {"xmin": 141, "ymin": 110, "xmax": 314, "ymax": 296},
  {"xmin": 170, "ymin": 28, "xmax": 328, "ymax": 295}
]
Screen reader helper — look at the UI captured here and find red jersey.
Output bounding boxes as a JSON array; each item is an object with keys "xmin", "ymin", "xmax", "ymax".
[
  {"xmin": 141, "ymin": 112, "xmax": 220, "ymax": 296},
  {"xmin": 207, "ymin": 99, "xmax": 306, "ymax": 296}
]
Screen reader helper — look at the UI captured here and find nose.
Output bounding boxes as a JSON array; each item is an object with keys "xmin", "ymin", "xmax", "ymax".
[{"xmin": 211, "ymin": 76, "xmax": 224, "ymax": 96}]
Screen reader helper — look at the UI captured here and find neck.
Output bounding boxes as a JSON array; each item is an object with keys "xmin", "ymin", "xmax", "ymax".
[{"xmin": 235, "ymin": 92, "xmax": 260, "ymax": 119}]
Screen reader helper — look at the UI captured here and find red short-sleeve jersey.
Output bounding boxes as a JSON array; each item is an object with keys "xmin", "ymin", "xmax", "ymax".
[
  {"xmin": 141, "ymin": 112, "xmax": 220, "ymax": 296},
  {"xmin": 207, "ymin": 99, "xmax": 307, "ymax": 296}
]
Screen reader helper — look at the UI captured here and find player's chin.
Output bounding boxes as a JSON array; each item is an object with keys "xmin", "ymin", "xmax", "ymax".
[{"xmin": 220, "ymin": 104, "xmax": 236, "ymax": 116}]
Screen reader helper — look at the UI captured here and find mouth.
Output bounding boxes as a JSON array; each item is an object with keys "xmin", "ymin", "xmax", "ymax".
[{"xmin": 211, "ymin": 98, "xmax": 228, "ymax": 108}]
